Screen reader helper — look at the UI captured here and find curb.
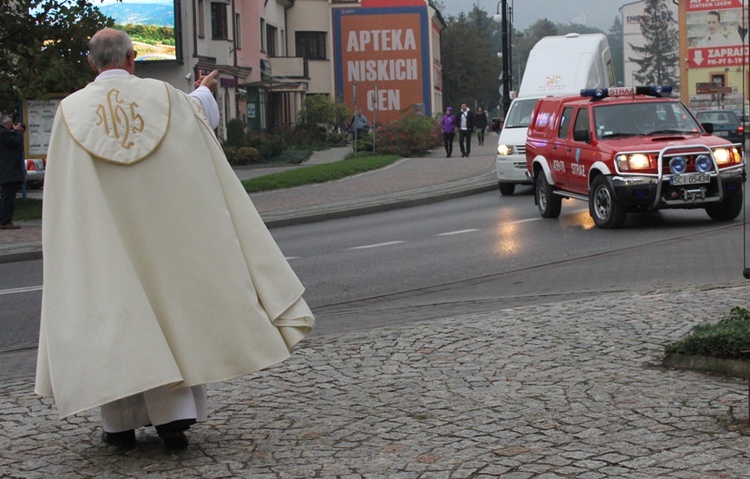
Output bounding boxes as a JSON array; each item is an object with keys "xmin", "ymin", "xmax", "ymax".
[
  {"xmin": 262, "ymin": 173, "xmax": 497, "ymax": 227},
  {"xmin": 0, "ymin": 173, "xmax": 498, "ymax": 263},
  {"xmin": 0, "ymin": 242, "xmax": 43, "ymax": 265}
]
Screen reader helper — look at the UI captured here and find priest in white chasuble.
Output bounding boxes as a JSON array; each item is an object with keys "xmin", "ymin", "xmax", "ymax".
[{"xmin": 35, "ymin": 28, "xmax": 314, "ymax": 450}]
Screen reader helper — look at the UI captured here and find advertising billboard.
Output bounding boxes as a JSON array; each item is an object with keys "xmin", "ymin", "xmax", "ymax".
[
  {"xmin": 687, "ymin": 0, "xmax": 747, "ymax": 68},
  {"xmin": 91, "ymin": 0, "xmax": 179, "ymax": 62},
  {"xmin": 332, "ymin": 6, "xmax": 432, "ymax": 124}
]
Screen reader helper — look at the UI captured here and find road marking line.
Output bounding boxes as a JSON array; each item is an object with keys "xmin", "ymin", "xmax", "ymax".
[
  {"xmin": 0, "ymin": 285, "xmax": 43, "ymax": 296},
  {"xmin": 508, "ymin": 218, "xmax": 542, "ymax": 224},
  {"xmin": 438, "ymin": 229, "xmax": 480, "ymax": 236},
  {"xmin": 348, "ymin": 241, "xmax": 405, "ymax": 250}
]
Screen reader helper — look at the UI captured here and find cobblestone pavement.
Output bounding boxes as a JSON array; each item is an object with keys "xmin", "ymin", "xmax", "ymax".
[{"xmin": 3, "ymin": 286, "xmax": 750, "ymax": 478}]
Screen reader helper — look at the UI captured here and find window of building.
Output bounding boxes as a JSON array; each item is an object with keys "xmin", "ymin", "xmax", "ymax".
[
  {"xmin": 197, "ymin": 0, "xmax": 205, "ymax": 38},
  {"xmin": 211, "ymin": 2, "xmax": 228, "ymax": 40},
  {"xmin": 266, "ymin": 24, "xmax": 278, "ymax": 57},
  {"xmin": 260, "ymin": 18, "xmax": 266, "ymax": 52},
  {"xmin": 295, "ymin": 31, "xmax": 327, "ymax": 60},
  {"xmin": 234, "ymin": 13, "xmax": 241, "ymax": 49}
]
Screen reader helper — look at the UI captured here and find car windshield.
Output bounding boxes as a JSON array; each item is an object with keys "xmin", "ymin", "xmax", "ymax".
[
  {"xmin": 593, "ymin": 101, "xmax": 702, "ymax": 139},
  {"xmin": 503, "ymin": 98, "xmax": 538, "ymax": 128},
  {"xmin": 695, "ymin": 111, "xmax": 739, "ymax": 126}
]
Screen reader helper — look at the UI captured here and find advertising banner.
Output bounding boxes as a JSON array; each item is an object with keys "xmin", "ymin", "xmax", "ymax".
[
  {"xmin": 332, "ymin": 7, "xmax": 431, "ymax": 124},
  {"xmin": 89, "ymin": 0, "xmax": 178, "ymax": 62},
  {"xmin": 687, "ymin": 0, "xmax": 747, "ymax": 68},
  {"xmin": 23, "ymin": 99, "xmax": 62, "ymax": 158}
]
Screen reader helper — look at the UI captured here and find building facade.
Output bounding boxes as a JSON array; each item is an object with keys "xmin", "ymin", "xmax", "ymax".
[
  {"xmin": 139, "ymin": 0, "xmax": 444, "ymax": 137},
  {"xmin": 24, "ymin": 0, "xmax": 444, "ymax": 151}
]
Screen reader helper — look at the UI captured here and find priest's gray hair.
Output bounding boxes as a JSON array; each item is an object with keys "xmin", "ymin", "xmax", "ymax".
[
  {"xmin": 88, "ymin": 28, "xmax": 133, "ymax": 70},
  {"xmin": 0, "ymin": 114, "xmax": 12, "ymax": 126}
]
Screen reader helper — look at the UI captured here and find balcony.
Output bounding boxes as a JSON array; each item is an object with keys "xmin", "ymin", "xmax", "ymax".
[{"xmin": 266, "ymin": 56, "xmax": 309, "ymax": 80}]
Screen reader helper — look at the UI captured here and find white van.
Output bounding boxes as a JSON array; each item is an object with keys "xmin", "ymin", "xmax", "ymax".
[{"xmin": 496, "ymin": 33, "xmax": 615, "ymax": 195}]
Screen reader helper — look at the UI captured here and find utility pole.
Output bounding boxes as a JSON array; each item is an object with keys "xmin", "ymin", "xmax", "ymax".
[{"xmin": 493, "ymin": 0, "xmax": 511, "ymax": 116}]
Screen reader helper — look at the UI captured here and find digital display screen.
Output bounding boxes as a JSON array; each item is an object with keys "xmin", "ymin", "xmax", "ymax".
[{"xmin": 91, "ymin": 0, "xmax": 178, "ymax": 62}]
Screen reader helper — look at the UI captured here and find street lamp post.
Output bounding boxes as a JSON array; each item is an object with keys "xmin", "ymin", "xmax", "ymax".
[{"xmin": 493, "ymin": 0, "xmax": 511, "ymax": 116}]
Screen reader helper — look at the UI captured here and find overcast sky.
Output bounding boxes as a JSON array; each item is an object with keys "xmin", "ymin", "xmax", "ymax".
[{"xmin": 439, "ymin": 0, "xmax": 635, "ymax": 31}]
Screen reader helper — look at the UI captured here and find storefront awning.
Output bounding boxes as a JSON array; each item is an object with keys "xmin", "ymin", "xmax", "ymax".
[{"xmin": 240, "ymin": 78, "xmax": 305, "ymax": 91}]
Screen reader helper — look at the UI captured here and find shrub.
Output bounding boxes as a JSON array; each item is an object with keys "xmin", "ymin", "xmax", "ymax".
[
  {"xmin": 327, "ymin": 132, "xmax": 349, "ymax": 146},
  {"xmin": 375, "ymin": 113, "xmax": 441, "ymax": 156},
  {"xmin": 664, "ymin": 306, "xmax": 750, "ymax": 359},
  {"xmin": 286, "ymin": 123, "xmax": 326, "ymax": 147},
  {"xmin": 224, "ymin": 146, "xmax": 261, "ymax": 165},
  {"xmin": 349, "ymin": 130, "xmax": 374, "ymax": 152},
  {"xmin": 245, "ymin": 132, "xmax": 284, "ymax": 160},
  {"xmin": 225, "ymin": 118, "xmax": 246, "ymax": 148},
  {"xmin": 222, "ymin": 145, "xmax": 236, "ymax": 161}
]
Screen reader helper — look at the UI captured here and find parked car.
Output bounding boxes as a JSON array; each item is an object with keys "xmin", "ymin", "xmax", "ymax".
[
  {"xmin": 25, "ymin": 157, "xmax": 45, "ymax": 189},
  {"xmin": 526, "ymin": 86, "xmax": 745, "ymax": 229},
  {"xmin": 694, "ymin": 110, "xmax": 745, "ymax": 146}
]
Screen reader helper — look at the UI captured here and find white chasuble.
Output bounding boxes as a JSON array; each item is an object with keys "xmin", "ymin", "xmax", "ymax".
[{"xmin": 35, "ymin": 75, "xmax": 314, "ymax": 418}]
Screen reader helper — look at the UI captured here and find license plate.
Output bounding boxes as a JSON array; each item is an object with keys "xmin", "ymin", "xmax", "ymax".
[{"xmin": 670, "ymin": 173, "xmax": 710, "ymax": 186}]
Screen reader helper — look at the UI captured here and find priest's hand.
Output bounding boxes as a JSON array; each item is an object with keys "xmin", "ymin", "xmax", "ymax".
[{"xmin": 195, "ymin": 70, "xmax": 219, "ymax": 92}]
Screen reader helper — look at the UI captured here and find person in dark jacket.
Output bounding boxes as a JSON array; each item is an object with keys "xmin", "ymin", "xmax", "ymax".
[
  {"xmin": 474, "ymin": 107, "xmax": 488, "ymax": 146},
  {"xmin": 440, "ymin": 106, "xmax": 457, "ymax": 157},
  {"xmin": 0, "ymin": 114, "xmax": 25, "ymax": 229},
  {"xmin": 457, "ymin": 103, "xmax": 475, "ymax": 157}
]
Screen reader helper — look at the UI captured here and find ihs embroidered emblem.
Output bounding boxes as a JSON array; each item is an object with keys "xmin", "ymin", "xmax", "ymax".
[{"xmin": 95, "ymin": 89, "xmax": 144, "ymax": 150}]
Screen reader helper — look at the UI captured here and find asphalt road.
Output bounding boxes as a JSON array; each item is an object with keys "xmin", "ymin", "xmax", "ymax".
[{"xmin": 6, "ymin": 187, "xmax": 748, "ymax": 349}]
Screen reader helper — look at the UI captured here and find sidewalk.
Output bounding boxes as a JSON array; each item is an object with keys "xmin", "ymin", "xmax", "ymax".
[
  {"xmin": 0, "ymin": 140, "xmax": 498, "ymax": 263},
  {"xmin": 2, "ymin": 286, "xmax": 750, "ymax": 477},
  {"xmin": 3, "ymin": 138, "xmax": 750, "ymax": 477}
]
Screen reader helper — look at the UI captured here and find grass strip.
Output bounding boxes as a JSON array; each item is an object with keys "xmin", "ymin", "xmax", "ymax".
[
  {"xmin": 14, "ymin": 198, "xmax": 43, "ymax": 221},
  {"xmin": 12, "ymin": 155, "xmax": 402, "ymax": 221},
  {"xmin": 665, "ymin": 306, "xmax": 750, "ymax": 359},
  {"xmin": 242, "ymin": 154, "xmax": 400, "ymax": 193}
]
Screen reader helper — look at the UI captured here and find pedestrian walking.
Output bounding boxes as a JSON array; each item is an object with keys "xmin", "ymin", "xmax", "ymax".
[
  {"xmin": 458, "ymin": 103, "xmax": 475, "ymax": 157},
  {"xmin": 0, "ymin": 114, "xmax": 25, "ymax": 230},
  {"xmin": 441, "ymin": 106, "xmax": 457, "ymax": 157},
  {"xmin": 35, "ymin": 28, "xmax": 314, "ymax": 450},
  {"xmin": 475, "ymin": 107, "xmax": 488, "ymax": 146}
]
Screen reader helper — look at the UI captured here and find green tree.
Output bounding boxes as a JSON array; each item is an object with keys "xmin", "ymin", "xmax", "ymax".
[
  {"xmin": 629, "ymin": 0, "xmax": 679, "ymax": 88},
  {"xmin": 441, "ymin": 8, "xmax": 501, "ymax": 112},
  {"xmin": 298, "ymin": 94, "xmax": 350, "ymax": 136},
  {"xmin": 0, "ymin": 0, "xmax": 113, "ymax": 114},
  {"xmin": 607, "ymin": 16, "xmax": 624, "ymax": 86}
]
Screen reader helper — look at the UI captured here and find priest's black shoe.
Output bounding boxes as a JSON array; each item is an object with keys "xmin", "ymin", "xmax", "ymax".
[
  {"xmin": 158, "ymin": 430, "xmax": 189, "ymax": 450},
  {"xmin": 155, "ymin": 419, "xmax": 194, "ymax": 450},
  {"xmin": 101, "ymin": 429, "xmax": 135, "ymax": 446}
]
